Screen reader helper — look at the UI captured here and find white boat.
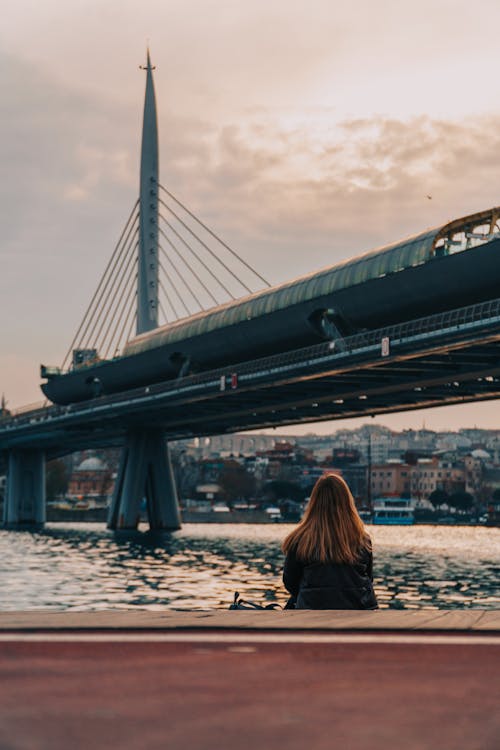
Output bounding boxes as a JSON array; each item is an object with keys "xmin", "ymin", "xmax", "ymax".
[
  {"xmin": 265, "ymin": 506, "xmax": 282, "ymax": 521},
  {"xmin": 372, "ymin": 497, "xmax": 415, "ymax": 525}
]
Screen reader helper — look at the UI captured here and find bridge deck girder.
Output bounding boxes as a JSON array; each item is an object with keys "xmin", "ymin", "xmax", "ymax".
[{"xmin": 2, "ymin": 298, "xmax": 500, "ymax": 466}]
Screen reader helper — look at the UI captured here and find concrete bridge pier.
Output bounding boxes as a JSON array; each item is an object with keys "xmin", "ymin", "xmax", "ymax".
[
  {"xmin": 107, "ymin": 430, "xmax": 181, "ymax": 530},
  {"xmin": 3, "ymin": 449, "xmax": 46, "ymax": 526}
]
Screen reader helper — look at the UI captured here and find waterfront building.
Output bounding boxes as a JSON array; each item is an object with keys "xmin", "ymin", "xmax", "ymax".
[
  {"xmin": 370, "ymin": 455, "xmax": 485, "ymax": 503},
  {"xmin": 371, "ymin": 462, "xmax": 412, "ymax": 498},
  {"xmin": 67, "ymin": 455, "xmax": 112, "ymax": 505},
  {"xmin": 410, "ymin": 458, "xmax": 464, "ymax": 501},
  {"xmin": 464, "ymin": 453, "xmax": 485, "ymax": 497}
]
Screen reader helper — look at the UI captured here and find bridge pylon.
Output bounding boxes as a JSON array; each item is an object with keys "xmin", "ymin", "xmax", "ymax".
[
  {"xmin": 107, "ymin": 430, "xmax": 181, "ymax": 530},
  {"xmin": 3, "ymin": 449, "xmax": 46, "ymax": 527},
  {"xmin": 106, "ymin": 53, "xmax": 180, "ymax": 531}
]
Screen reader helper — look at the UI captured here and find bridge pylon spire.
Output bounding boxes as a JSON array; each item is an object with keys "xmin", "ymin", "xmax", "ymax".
[{"xmin": 137, "ymin": 48, "xmax": 159, "ymax": 335}]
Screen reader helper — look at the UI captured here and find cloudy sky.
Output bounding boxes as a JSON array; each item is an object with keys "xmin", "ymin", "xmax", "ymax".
[{"xmin": 2, "ymin": 0, "xmax": 500, "ymax": 432}]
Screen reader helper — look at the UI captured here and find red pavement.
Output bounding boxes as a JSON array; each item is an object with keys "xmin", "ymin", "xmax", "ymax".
[{"xmin": 0, "ymin": 638, "xmax": 498, "ymax": 750}]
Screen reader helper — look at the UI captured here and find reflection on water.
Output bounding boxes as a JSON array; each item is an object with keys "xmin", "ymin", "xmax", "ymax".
[{"xmin": 0, "ymin": 523, "xmax": 498, "ymax": 611}]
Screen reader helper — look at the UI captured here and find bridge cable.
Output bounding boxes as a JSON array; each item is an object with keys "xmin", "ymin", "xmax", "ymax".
[
  {"xmin": 124, "ymin": 300, "xmax": 137, "ymax": 346},
  {"xmin": 64, "ymin": 181, "xmax": 270, "ymax": 366},
  {"xmin": 158, "ymin": 276, "xmax": 181, "ymax": 320},
  {"xmin": 159, "ymin": 185, "xmax": 270, "ymax": 287},
  {"xmin": 104, "ymin": 270, "xmax": 139, "ymax": 358},
  {"xmin": 158, "ymin": 256, "xmax": 194, "ymax": 317},
  {"xmin": 159, "ymin": 200, "xmax": 245, "ymax": 297},
  {"xmin": 61, "ymin": 200, "xmax": 139, "ymax": 369},
  {"xmin": 158, "ymin": 223, "xmax": 221, "ymax": 305},
  {"xmin": 100, "ymin": 255, "xmax": 139, "ymax": 358},
  {"xmin": 61, "ymin": 201, "xmax": 138, "ymax": 366},
  {"xmin": 85, "ymin": 228, "xmax": 139, "ymax": 352},
  {"xmin": 89, "ymin": 239, "xmax": 138, "ymax": 353},
  {"xmin": 158, "ymin": 258, "xmax": 194, "ymax": 319},
  {"xmin": 158, "ymin": 251, "xmax": 199, "ymax": 315},
  {"xmin": 158, "ymin": 238, "xmax": 208, "ymax": 310},
  {"xmin": 158, "ymin": 299, "xmax": 169, "ymax": 326},
  {"xmin": 115, "ymin": 289, "xmax": 138, "ymax": 355},
  {"xmin": 85, "ymin": 236, "xmax": 137, "ymax": 350},
  {"xmin": 74, "ymin": 215, "xmax": 139, "ymax": 352}
]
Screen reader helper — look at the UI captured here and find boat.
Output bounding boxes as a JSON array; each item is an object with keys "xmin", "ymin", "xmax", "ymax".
[
  {"xmin": 264, "ymin": 506, "xmax": 282, "ymax": 522},
  {"xmin": 372, "ymin": 497, "xmax": 415, "ymax": 525}
]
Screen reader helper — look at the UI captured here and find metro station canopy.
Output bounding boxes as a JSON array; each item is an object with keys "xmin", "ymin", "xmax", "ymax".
[{"xmin": 125, "ymin": 206, "xmax": 500, "ymax": 356}]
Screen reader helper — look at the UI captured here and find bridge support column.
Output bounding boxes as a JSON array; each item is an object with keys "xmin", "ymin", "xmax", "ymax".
[
  {"xmin": 108, "ymin": 430, "xmax": 181, "ymax": 531},
  {"xmin": 3, "ymin": 449, "xmax": 46, "ymax": 527}
]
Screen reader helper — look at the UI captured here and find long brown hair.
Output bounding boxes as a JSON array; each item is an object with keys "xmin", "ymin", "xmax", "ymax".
[{"xmin": 282, "ymin": 473, "xmax": 370, "ymax": 564}]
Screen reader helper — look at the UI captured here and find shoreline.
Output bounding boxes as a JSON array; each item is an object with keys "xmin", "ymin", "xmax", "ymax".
[{"xmin": 40, "ymin": 510, "xmax": 498, "ymax": 526}]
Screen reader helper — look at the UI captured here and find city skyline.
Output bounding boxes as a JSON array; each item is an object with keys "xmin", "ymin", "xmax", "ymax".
[{"xmin": 2, "ymin": 2, "xmax": 500, "ymax": 432}]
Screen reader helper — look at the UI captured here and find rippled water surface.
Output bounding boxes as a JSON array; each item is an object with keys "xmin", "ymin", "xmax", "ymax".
[{"xmin": 0, "ymin": 523, "xmax": 498, "ymax": 610}]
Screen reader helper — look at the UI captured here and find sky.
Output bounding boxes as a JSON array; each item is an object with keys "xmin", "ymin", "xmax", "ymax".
[{"xmin": 2, "ymin": 0, "xmax": 500, "ymax": 432}]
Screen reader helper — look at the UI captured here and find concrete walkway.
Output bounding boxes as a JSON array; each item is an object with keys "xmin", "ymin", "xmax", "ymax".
[{"xmin": 0, "ymin": 611, "xmax": 498, "ymax": 750}]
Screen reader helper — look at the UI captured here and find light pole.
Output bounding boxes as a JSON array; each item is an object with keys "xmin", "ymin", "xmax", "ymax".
[{"xmin": 367, "ymin": 429, "xmax": 372, "ymax": 511}]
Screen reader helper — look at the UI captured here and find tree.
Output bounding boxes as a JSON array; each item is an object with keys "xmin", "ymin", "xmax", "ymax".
[
  {"xmin": 218, "ymin": 461, "xmax": 256, "ymax": 502},
  {"xmin": 46, "ymin": 459, "xmax": 69, "ymax": 501},
  {"xmin": 262, "ymin": 480, "xmax": 304, "ymax": 503},
  {"xmin": 428, "ymin": 488, "xmax": 449, "ymax": 509},
  {"xmin": 448, "ymin": 490, "xmax": 474, "ymax": 513}
]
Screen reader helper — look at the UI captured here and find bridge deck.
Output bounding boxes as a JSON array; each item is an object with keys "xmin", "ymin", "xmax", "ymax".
[{"xmin": 3, "ymin": 295, "xmax": 500, "ymax": 463}]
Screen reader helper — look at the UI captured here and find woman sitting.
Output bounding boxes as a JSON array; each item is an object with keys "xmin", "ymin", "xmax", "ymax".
[{"xmin": 282, "ymin": 473, "xmax": 378, "ymax": 610}]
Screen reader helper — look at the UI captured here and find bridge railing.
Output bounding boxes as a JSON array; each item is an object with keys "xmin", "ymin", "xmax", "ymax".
[{"xmin": 3, "ymin": 295, "xmax": 500, "ymax": 433}]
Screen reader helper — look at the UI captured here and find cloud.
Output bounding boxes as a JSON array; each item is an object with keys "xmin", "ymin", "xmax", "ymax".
[{"xmin": 160, "ymin": 111, "xmax": 500, "ymax": 279}]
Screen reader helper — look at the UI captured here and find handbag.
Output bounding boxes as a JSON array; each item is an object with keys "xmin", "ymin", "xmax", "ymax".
[{"xmin": 228, "ymin": 591, "xmax": 282, "ymax": 610}]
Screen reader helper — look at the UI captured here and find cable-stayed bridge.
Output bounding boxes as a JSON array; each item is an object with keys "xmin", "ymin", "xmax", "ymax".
[
  {"xmin": 3, "ymin": 52, "xmax": 500, "ymax": 529},
  {"xmin": 60, "ymin": 183, "xmax": 270, "ymax": 371}
]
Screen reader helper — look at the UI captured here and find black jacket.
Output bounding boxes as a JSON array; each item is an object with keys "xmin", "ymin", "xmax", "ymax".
[{"xmin": 283, "ymin": 546, "xmax": 378, "ymax": 610}]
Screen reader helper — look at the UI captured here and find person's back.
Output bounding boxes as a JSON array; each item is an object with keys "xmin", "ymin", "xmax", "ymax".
[{"xmin": 282, "ymin": 473, "xmax": 377, "ymax": 610}]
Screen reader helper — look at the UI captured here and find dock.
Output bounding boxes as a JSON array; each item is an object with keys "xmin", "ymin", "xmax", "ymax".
[{"xmin": 0, "ymin": 610, "xmax": 498, "ymax": 750}]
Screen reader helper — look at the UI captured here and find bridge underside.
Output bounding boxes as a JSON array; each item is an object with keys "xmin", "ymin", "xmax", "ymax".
[{"xmin": 3, "ymin": 297, "xmax": 500, "ymax": 470}]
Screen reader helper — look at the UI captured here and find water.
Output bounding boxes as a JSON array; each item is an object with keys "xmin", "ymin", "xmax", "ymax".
[{"xmin": 0, "ymin": 523, "xmax": 498, "ymax": 611}]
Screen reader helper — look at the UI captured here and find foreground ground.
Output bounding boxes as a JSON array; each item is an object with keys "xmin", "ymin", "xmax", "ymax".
[{"xmin": 0, "ymin": 611, "xmax": 498, "ymax": 750}]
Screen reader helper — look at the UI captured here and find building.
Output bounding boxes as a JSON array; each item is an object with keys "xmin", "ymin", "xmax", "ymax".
[
  {"xmin": 67, "ymin": 455, "xmax": 112, "ymax": 504},
  {"xmin": 411, "ymin": 458, "xmax": 466, "ymax": 500},
  {"xmin": 370, "ymin": 456, "xmax": 471, "ymax": 503},
  {"xmin": 370, "ymin": 462, "xmax": 412, "ymax": 498}
]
